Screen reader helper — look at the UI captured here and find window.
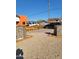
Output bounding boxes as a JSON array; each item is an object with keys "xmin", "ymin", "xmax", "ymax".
[{"xmin": 23, "ymin": 22, "xmax": 25, "ymax": 25}]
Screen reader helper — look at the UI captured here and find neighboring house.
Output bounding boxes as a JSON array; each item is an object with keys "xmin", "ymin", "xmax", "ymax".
[
  {"xmin": 16, "ymin": 15, "xmax": 28, "ymax": 26},
  {"xmin": 44, "ymin": 18, "xmax": 62, "ymax": 29},
  {"xmin": 48, "ymin": 18, "xmax": 61, "ymax": 23},
  {"xmin": 48, "ymin": 18, "xmax": 62, "ymax": 25},
  {"xmin": 16, "ymin": 15, "xmax": 27, "ymax": 40}
]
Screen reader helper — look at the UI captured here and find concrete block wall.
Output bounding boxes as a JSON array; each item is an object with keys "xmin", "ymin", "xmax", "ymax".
[{"xmin": 16, "ymin": 26, "xmax": 26, "ymax": 40}]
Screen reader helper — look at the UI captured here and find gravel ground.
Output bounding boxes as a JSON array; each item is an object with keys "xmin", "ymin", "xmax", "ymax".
[{"xmin": 16, "ymin": 29, "xmax": 62, "ymax": 59}]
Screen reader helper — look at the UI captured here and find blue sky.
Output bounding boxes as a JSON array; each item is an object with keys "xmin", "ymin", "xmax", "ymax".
[{"xmin": 16, "ymin": 0, "xmax": 62, "ymax": 21}]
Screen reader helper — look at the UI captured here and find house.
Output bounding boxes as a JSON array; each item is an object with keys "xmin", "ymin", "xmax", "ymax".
[
  {"xmin": 48, "ymin": 18, "xmax": 62, "ymax": 25},
  {"xmin": 48, "ymin": 18, "xmax": 60, "ymax": 23},
  {"xmin": 16, "ymin": 15, "xmax": 28, "ymax": 26}
]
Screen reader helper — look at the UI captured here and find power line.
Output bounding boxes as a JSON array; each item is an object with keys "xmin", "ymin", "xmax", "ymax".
[
  {"xmin": 48, "ymin": 0, "xmax": 50, "ymax": 19},
  {"xmin": 28, "ymin": 8, "xmax": 61, "ymax": 17}
]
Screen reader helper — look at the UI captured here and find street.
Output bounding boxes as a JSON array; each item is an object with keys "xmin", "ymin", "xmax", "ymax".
[{"xmin": 16, "ymin": 29, "xmax": 62, "ymax": 59}]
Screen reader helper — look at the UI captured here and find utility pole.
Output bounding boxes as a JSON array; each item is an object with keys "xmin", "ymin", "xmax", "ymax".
[{"xmin": 48, "ymin": 0, "xmax": 50, "ymax": 19}]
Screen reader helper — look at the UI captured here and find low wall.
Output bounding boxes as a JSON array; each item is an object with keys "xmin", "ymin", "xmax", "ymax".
[{"xmin": 16, "ymin": 26, "xmax": 26, "ymax": 40}]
